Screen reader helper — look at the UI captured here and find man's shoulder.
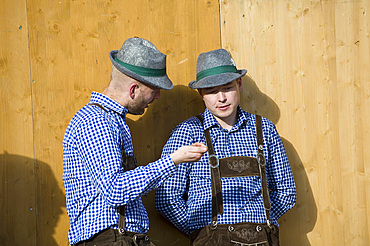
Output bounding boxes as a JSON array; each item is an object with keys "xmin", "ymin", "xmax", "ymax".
[
  {"xmin": 66, "ymin": 104, "xmax": 113, "ymax": 136},
  {"xmin": 241, "ymin": 111, "xmax": 275, "ymax": 126},
  {"xmin": 72, "ymin": 104, "xmax": 103, "ymax": 123},
  {"xmin": 185, "ymin": 115, "xmax": 203, "ymax": 124},
  {"xmin": 178, "ymin": 115, "xmax": 204, "ymax": 129},
  {"xmin": 169, "ymin": 115, "xmax": 204, "ymax": 138}
]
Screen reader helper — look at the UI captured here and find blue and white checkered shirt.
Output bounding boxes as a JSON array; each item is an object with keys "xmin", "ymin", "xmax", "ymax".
[
  {"xmin": 63, "ymin": 92, "xmax": 176, "ymax": 244},
  {"xmin": 155, "ymin": 107, "xmax": 296, "ymax": 234}
]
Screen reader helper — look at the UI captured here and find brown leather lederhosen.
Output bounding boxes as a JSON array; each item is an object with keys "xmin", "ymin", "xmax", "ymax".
[
  {"xmin": 190, "ymin": 114, "xmax": 279, "ymax": 246},
  {"xmin": 73, "ymin": 103, "xmax": 153, "ymax": 246}
]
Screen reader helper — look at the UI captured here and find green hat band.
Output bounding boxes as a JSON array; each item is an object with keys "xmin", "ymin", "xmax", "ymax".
[
  {"xmin": 196, "ymin": 65, "xmax": 238, "ymax": 81},
  {"xmin": 114, "ymin": 57, "xmax": 166, "ymax": 77}
]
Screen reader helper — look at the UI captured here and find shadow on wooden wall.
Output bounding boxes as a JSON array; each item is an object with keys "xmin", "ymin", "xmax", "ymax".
[
  {"xmin": 240, "ymin": 76, "xmax": 317, "ymax": 245},
  {"xmin": 240, "ymin": 75, "xmax": 281, "ymax": 124},
  {"xmin": 280, "ymin": 138, "xmax": 317, "ymax": 246},
  {"xmin": 0, "ymin": 153, "xmax": 66, "ymax": 246}
]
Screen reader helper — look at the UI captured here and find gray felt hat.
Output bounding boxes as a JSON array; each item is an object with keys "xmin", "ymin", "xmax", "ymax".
[
  {"xmin": 189, "ymin": 49, "xmax": 247, "ymax": 89},
  {"xmin": 109, "ymin": 37, "xmax": 173, "ymax": 90}
]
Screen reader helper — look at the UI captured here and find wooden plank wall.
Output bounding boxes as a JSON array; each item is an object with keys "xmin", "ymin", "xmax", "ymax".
[
  {"xmin": 1, "ymin": 0, "xmax": 369, "ymax": 245},
  {"xmin": 220, "ymin": 0, "xmax": 370, "ymax": 245}
]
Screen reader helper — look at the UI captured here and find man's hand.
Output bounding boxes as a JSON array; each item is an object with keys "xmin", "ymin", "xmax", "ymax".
[{"xmin": 170, "ymin": 143, "xmax": 208, "ymax": 165}]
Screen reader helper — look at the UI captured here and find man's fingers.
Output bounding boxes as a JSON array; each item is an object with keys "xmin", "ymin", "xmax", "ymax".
[
  {"xmin": 190, "ymin": 143, "xmax": 207, "ymax": 153},
  {"xmin": 192, "ymin": 142, "xmax": 206, "ymax": 148},
  {"xmin": 170, "ymin": 144, "xmax": 208, "ymax": 165}
]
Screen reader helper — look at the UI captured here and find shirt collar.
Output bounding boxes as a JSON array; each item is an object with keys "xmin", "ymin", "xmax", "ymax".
[
  {"xmin": 202, "ymin": 106, "xmax": 252, "ymax": 131},
  {"xmin": 90, "ymin": 91, "xmax": 128, "ymax": 117},
  {"xmin": 202, "ymin": 108, "xmax": 219, "ymax": 130}
]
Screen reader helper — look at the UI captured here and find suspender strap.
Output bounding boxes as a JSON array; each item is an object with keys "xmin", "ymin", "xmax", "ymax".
[
  {"xmin": 256, "ymin": 115, "xmax": 272, "ymax": 227},
  {"xmin": 118, "ymin": 148, "xmax": 137, "ymax": 233},
  {"xmin": 196, "ymin": 115, "xmax": 223, "ymax": 228},
  {"xmin": 88, "ymin": 103, "xmax": 137, "ymax": 232}
]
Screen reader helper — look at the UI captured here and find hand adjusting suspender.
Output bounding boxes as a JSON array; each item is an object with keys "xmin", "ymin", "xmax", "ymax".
[
  {"xmin": 196, "ymin": 114, "xmax": 272, "ymax": 228},
  {"xmin": 88, "ymin": 103, "xmax": 137, "ymax": 233}
]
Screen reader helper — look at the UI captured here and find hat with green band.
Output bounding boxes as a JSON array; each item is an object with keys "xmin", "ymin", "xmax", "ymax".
[
  {"xmin": 189, "ymin": 49, "xmax": 247, "ymax": 89},
  {"xmin": 109, "ymin": 37, "xmax": 173, "ymax": 90}
]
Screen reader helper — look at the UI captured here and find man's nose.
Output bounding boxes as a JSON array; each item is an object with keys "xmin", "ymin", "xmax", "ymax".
[{"xmin": 218, "ymin": 91, "xmax": 226, "ymax": 102}]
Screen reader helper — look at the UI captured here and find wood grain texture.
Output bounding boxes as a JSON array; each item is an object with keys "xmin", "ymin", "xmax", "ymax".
[
  {"xmin": 220, "ymin": 0, "xmax": 370, "ymax": 245},
  {"xmin": 0, "ymin": 0, "xmax": 37, "ymax": 245}
]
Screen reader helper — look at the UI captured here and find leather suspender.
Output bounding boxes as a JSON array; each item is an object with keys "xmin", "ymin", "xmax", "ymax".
[
  {"xmin": 118, "ymin": 149, "xmax": 137, "ymax": 233},
  {"xmin": 256, "ymin": 114, "xmax": 272, "ymax": 227},
  {"xmin": 88, "ymin": 103, "xmax": 137, "ymax": 232},
  {"xmin": 196, "ymin": 114, "xmax": 272, "ymax": 228},
  {"xmin": 196, "ymin": 115, "xmax": 224, "ymax": 228}
]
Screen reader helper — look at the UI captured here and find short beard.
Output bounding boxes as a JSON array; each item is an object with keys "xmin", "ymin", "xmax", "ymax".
[
  {"xmin": 127, "ymin": 102, "xmax": 146, "ymax": 115},
  {"xmin": 128, "ymin": 108, "xmax": 145, "ymax": 115}
]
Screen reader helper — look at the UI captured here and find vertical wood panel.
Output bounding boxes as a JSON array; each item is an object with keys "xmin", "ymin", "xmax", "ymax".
[
  {"xmin": 27, "ymin": 1, "xmax": 74, "ymax": 244},
  {"xmin": 220, "ymin": 0, "xmax": 370, "ymax": 245},
  {"xmin": 334, "ymin": 1, "xmax": 370, "ymax": 244},
  {"xmin": 0, "ymin": 0, "xmax": 36, "ymax": 245}
]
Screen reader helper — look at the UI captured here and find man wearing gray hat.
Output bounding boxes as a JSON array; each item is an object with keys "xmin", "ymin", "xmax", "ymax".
[
  {"xmin": 156, "ymin": 49, "xmax": 296, "ymax": 245},
  {"xmin": 63, "ymin": 37, "xmax": 207, "ymax": 246}
]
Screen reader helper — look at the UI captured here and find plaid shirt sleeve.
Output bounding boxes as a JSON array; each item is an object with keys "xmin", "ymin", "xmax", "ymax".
[
  {"xmin": 155, "ymin": 119, "xmax": 198, "ymax": 234},
  {"xmin": 265, "ymin": 122, "xmax": 296, "ymax": 220}
]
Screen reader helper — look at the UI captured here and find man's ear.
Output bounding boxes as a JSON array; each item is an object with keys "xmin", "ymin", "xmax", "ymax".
[
  {"xmin": 237, "ymin": 78, "xmax": 242, "ymax": 89},
  {"xmin": 129, "ymin": 83, "xmax": 138, "ymax": 99}
]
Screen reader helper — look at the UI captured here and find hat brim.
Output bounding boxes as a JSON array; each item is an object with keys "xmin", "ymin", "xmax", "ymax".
[
  {"xmin": 109, "ymin": 50, "xmax": 173, "ymax": 90},
  {"xmin": 188, "ymin": 69, "xmax": 247, "ymax": 89}
]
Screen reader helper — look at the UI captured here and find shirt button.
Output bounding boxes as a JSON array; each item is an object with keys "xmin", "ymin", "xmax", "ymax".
[
  {"xmin": 240, "ymin": 207, "xmax": 243, "ymax": 211},
  {"xmin": 169, "ymin": 174, "xmax": 173, "ymax": 177}
]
